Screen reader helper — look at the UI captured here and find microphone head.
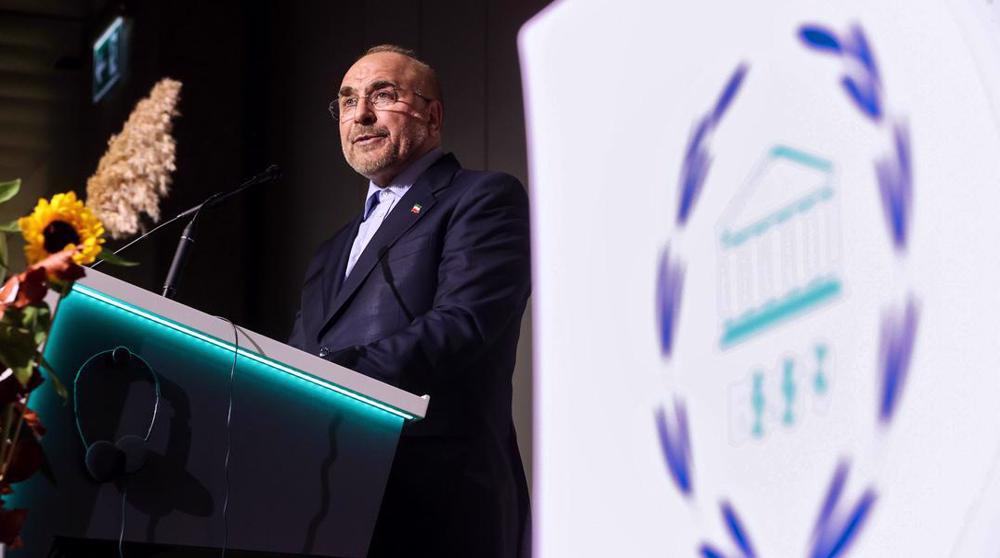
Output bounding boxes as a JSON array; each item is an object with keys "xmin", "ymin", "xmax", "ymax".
[{"xmin": 261, "ymin": 164, "xmax": 282, "ymax": 181}]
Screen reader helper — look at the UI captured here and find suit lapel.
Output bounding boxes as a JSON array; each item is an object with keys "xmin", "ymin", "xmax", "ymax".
[
  {"xmin": 301, "ymin": 215, "xmax": 359, "ymax": 346},
  {"xmin": 325, "ymin": 217, "xmax": 359, "ymax": 303},
  {"xmin": 320, "ymin": 154, "xmax": 460, "ymax": 332}
]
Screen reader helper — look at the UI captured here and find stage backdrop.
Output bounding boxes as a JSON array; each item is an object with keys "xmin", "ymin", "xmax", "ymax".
[{"xmin": 521, "ymin": 0, "xmax": 1000, "ymax": 556}]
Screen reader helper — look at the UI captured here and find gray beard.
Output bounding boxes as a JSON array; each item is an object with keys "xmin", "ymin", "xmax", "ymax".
[
  {"xmin": 347, "ymin": 144, "xmax": 399, "ymax": 177},
  {"xmin": 344, "ymin": 124, "xmax": 429, "ymax": 179}
]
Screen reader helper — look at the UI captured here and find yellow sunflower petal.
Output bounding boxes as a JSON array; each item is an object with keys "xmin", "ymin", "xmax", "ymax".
[{"xmin": 20, "ymin": 191, "xmax": 107, "ymax": 266}]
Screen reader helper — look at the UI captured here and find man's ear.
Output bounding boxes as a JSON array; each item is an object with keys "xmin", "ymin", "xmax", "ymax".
[{"xmin": 427, "ymin": 100, "xmax": 444, "ymax": 134}]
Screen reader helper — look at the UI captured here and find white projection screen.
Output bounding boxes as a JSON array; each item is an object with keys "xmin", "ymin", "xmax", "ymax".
[{"xmin": 520, "ymin": 1, "xmax": 1000, "ymax": 556}]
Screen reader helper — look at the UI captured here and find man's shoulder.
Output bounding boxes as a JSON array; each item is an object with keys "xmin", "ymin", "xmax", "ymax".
[
  {"xmin": 443, "ymin": 166, "xmax": 527, "ymax": 207},
  {"xmin": 452, "ymin": 167, "xmax": 523, "ymax": 188}
]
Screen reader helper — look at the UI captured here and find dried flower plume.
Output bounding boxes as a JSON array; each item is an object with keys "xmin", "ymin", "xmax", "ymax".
[{"xmin": 86, "ymin": 78, "xmax": 181, "ymax": 239}]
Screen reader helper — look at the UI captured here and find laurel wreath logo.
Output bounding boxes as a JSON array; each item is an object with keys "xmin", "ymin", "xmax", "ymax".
[{"xmin": 655, "ymin": 23, "xmax": 920, "ymax": 557}]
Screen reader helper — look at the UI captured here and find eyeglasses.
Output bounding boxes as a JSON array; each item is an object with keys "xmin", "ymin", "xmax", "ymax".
[{"xmin": 329, "ymin": 85, "xmax": 433, "ymax": 122}]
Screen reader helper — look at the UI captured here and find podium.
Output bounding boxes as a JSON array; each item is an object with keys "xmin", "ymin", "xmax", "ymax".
[{"xmin": 9, "ymin": 268, "xmax": 428, "ymax": 557}]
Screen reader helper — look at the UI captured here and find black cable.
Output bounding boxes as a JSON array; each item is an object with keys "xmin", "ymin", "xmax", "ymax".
[
  {"xmin": 215, "ymin": 315, "xmax": 240, "ymax": 558},
  {"xmin": 91, "ymin": 212, "xmax": 186, "ymax": 270},
  {"xmin": 118, "ymin": 486, "xmax": 127, "ymax": 558},
  {"xmin": 115, "ymin": 316, "xmax": 238, "ymax": 558}
]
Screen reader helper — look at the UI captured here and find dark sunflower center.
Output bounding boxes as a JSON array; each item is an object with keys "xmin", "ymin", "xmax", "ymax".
[{"xmin": 42, "ymin": 220, "xmax": 81, "ymax": 253}]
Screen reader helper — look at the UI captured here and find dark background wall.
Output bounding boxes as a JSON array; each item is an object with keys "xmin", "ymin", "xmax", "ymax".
[{"xmin": 0, "ymin": 0, "xmax": 549, "ymax": 489}]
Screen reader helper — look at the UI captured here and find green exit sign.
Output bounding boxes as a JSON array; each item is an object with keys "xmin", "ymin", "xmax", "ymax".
[{"xmin": 92, "ymin": 16, "xmax": 124, "ymax": 102}]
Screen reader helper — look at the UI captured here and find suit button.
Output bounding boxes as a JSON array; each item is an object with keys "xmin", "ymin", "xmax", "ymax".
[{"xmin": 318, "ymin": 346, "xmax": 330, "ymax": 358}]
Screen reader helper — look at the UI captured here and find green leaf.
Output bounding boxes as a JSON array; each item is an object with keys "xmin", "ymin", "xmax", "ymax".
[
  {"xmin": 12, "ymin": 364, "xmax": 33, "ymax": 387},
  {"xmin": 97, "ymin": 248, "xmax": 139, "ymax": 267},
  {"xmin": 0, "ymin": 220, "xmax": 20, "ymax": 233},
  {"xmin": 0, "ymin": 179, "xmax": 20, "ymax": 205},
  {"xmin": 0, "ymin": 231, "xmax": 7, "ymax": 279},
  {"xmin": 0, "ymin": 322, "xmax": 38, "ymax": 388},
  {"xmin": 38, "ymin": 355, "xmax": 67, "ymax": 400},
  {"xmin": 19, "ymin": 305, "xmax": 51, "ymax": 347}
]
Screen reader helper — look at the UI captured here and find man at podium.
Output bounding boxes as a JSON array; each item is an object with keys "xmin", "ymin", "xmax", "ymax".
[{"xmin": 288, "ymin": 45, "xmax": 531, "ymax": 558}]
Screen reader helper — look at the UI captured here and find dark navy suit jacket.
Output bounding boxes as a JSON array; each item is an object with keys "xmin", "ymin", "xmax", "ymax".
[{"xmin": 288, "ymin": 153, "xmax": 531, "ymax": 557}]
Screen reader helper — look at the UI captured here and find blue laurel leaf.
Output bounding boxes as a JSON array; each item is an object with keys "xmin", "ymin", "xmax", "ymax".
[
  {"xmin": 656, "ymin": 249, "xmax": 684, "ymax": 357},
  {"xmin": 686, "ymin": 116, "xmax": 712, "ymax": 162},
  {"xmin": 821, "ymin": 490, "xmax": 876, "ymax": 558},
  {"xmin": 677, "ymin": 395, "xmax": 691, "ymax": 467},
  {"xmin": 678, "ymin": 119, "xmax": 712, "ymax": 226},
  {"xmin": 879, "ymin": 298, "xmax": 919, "ymax": 424},
  {"xmin": 721, "ymin": 500, "xmax": 757, "ymax": 558},
  {"xmin": 848, "ymin": 25, "xmax": 880, "ymax": 82},
  {"xmin": 710, "ymin": 63, "xmax": 749, "ymax": 124},
  {"xmin": 894, "ymin": 121, "xmax": 911, "ymax": 181},
  {"xmin": 876, "ymin": 122, "xmax": 912, "ymax": 250},
  {"xmin": 812, "ymin": 461, "xmax": 847, "ymax": 540},
  {"xmin": 677, "ymin": 63, "xmax": 747, "ymax": 226},
  {"xmin": 799, "ymin": 26, "xmax": 842, "ymax": 53},
  {"xmin": 677, "ymin": 149, "xmax": 711, "ymax": 226},
  {"xmin": 810, "ymin": 462, "xmax": 878, "ymax": 558},
  {"xmin": 655, "ymin": 400, "xmax": 693, "ymax": 497},
  {"xmin": 700, "ymin": 544, "xmax": 727, "ymax": 558},
  {"xmin": 802, "ymin": 23, "xmax": 884, "ymax": 121},
  {"xmin": 874, "ymin": 162, "xmax": 902, "ymax": 249},
  {"xmin": 841, "ymin": 76, "xmax": 882, "ymax": 121}
]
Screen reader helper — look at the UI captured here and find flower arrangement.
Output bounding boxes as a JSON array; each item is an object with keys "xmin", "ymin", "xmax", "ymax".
[
  {"xmin": 0, "ymin": 77, "xmax": 180, "ymax": 548},
  {"xmin": 0, "ymin": 178, "xmax": 92, "ymax": 547}
]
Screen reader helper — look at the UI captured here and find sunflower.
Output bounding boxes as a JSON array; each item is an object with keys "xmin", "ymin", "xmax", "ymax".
[{"xmin": 19, "ymin": 192, "xmax": 105, "ymax": 266}]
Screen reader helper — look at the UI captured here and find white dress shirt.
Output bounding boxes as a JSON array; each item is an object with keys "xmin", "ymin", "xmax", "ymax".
[{"xmin": 344, "ymin": 147, "xmax": 443, "ymax": 277}]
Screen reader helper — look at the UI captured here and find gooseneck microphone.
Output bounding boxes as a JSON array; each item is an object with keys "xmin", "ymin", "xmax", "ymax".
[
  {"xmin": 159, "ymin": 206, "xmax": 205, "ymax": 299},
  {"xmin": 161, "ymin": 164, "xmax": 281, "ymax": 299},
  {"xmin": 90, "ymin": 164, "xmax": 282, "ymax": 298},
  {"xmin": 171, "ymin": 164, "xmax": 281, "ymax": 221}
]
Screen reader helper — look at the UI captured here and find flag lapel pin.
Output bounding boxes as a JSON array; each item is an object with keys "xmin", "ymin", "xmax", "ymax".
[{"xmin": 411, "ymin": 204, "xmax": 422, "ymax": 215}]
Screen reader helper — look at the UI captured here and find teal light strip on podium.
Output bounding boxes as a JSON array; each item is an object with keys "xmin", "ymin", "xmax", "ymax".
[{"xmin": 70, "ymin": 283, "xmax": 415, "ymax": 421}]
